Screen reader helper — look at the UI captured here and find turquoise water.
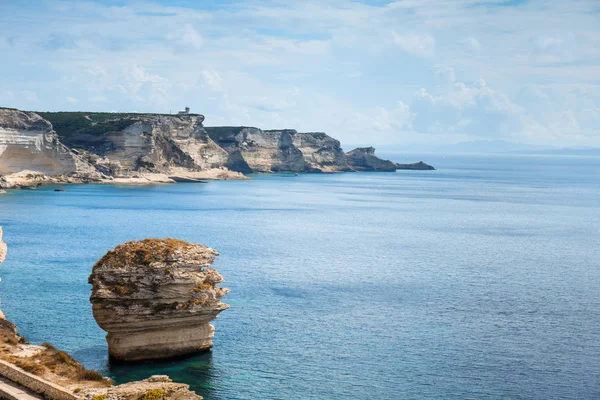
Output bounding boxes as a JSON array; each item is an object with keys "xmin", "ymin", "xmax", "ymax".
[{"xmin": 0, "ymin": 154, "xmax": 599, "ymax": 399}]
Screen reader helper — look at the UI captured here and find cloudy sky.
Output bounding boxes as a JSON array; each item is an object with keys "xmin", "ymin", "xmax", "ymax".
[{"xmin": 0, "ymin": 0, "xmax": 598, "ymax": 147}]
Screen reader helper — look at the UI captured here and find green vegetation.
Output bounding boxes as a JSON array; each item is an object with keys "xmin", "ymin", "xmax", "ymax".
[
  {"xmin": 139, "ymin": 388, "xmax": 167, "ymax": 399},
  {"xmin": 92, "ymin": 395, "xmax": 109, "ymax": 400},
  {"xmin": 93, "ymin": 238, "xmax": 194, "ymax": 270},
  {"xmin": 37, "ymin": 112, "xmax": 139, "ymax": 138},
  {"xmin": 36, "ymin": 111, "xmax": 200, "ymax": 140}
]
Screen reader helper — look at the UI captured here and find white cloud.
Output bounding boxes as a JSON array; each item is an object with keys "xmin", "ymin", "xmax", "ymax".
[
  {"xmin": 202, "ymin": 70, "xmax": 223, "ymax": 92},
  {"xmin": 373, "ymin": 101, "xmax": 412, "ymax": 131},
  {"xmin": 435, "ymin": 65, "xmax": 456, "ymax": 83},
  {"xmin": 392, "ymin": 32, "xmax": 436, "ymax": 57},
  {"xmin": 411, "ymin": 78, "xmax": 524, "ymax": 137},
  {"xmin": 0, "ymin": 0, "xmax": 599, "ymax": 146},
  {"xmin": 167, "ymin": 24, "xmax": 204, "ymax": 50},
  {"xmin": 464, "ymin": 37, "xmax": 481, "ymax": 51}
]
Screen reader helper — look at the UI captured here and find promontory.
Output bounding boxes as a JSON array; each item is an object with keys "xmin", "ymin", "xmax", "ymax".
[{"xmin": 0, "ymin": 107, "xmax": 434, "ymax": 188}]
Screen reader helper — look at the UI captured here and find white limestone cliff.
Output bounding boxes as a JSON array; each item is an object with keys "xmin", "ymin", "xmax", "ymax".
[
  {"xmin": 89, "ymin": 238, "xmax": 229, "ymax": 361},
  {"xmin": 0, "ymin": 109, "xmax": 97, "ymax": 178}
]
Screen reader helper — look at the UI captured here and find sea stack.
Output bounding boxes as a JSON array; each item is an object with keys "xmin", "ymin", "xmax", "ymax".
[{"xmin": 89, "ymin": 238, "xmax": 229, "ymax": 361}]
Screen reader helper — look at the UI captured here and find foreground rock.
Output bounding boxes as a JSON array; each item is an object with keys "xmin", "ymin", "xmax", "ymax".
[
  {"xmin": 83, "ymin": 375, "xmax": 202, "ymax": 400},
  {"xmin": 89, "ymin": 239, "xmax": 229, "ymax": 361},
  {"xmin": 0, "ymin": 227, "xmax": 202, "ymax": 399}
]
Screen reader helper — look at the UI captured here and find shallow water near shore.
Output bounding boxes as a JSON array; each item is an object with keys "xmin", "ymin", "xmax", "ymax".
[{"xmin": 1, "ymin": 154, "xmax": 600, "ymax": 399}]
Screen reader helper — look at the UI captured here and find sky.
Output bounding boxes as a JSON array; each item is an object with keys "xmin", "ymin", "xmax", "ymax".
[{"xmin": 0, "ymin": 0, "xmax": 599, "ymax": 148}]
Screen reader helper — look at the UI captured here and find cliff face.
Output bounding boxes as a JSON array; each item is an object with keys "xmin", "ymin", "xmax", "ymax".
[
  {"xmin": 346, "ymin": 147, "xmax": 398, "ymax": 171},
  {"xmin": 43, "ymin": 113, "xmax": 229, "ymax": 176},
  {"xmin": 292, "ymin": 132, "xmax": 351, "ymax": 172},
  {"xmin": 89, "ymin": 238, "xmax": 229, "ymax": 361},
  {"xmin": 205, "ymin": 127, "xmax": 352, "ymax": 173},
  {"xmin": 0, "ymin": 108, "xmax": 434, "ymax": 184},
  {"xmin": 0, "ymin": 109, "xmax": 97, "ymax": 177},
  {"xmin": 205, "ymin": 127, "xmax": 304, "ymax": 173}
]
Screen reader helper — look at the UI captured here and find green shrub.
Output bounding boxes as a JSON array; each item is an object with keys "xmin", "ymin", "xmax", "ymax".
[{"xmin": 139, "ymin": 389, "xmax": 167, "ymax": 399}]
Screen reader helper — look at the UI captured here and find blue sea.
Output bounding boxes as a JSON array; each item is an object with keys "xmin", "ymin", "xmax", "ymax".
[{"xmin": 0, "ymin": 154, "xmax": 599, "ymax": 399}]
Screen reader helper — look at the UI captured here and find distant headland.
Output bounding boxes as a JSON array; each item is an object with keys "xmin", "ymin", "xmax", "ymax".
[{"xmin": 0, "ymin": 107, "xmax": 434, "ymax": 189}]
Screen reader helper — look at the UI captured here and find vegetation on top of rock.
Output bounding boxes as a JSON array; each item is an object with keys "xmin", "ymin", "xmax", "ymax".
[
  {"xmin": 203, "ymin": 126, "xmax": 255, "ymax": 141},
  {"xmin": 92, "ymin": 238, "xmax": 195, "ymax": 270},
  {"xmin": 139, "ymin": 388, "xmax": 167, "ymax": 399},
  {"xmin": 36, "ymin": 111, "xmax": 200, "ymax": 139}
]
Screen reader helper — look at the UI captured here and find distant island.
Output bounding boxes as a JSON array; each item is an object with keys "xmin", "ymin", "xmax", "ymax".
[{"xmin": 0, "ymin": 107, "xmax": 434, "ymax": 189}]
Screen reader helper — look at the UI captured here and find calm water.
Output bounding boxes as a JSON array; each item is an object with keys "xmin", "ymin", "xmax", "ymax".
[{"xmin": 0, "ymin": 154, "xmax": 599, "ymax": 399}]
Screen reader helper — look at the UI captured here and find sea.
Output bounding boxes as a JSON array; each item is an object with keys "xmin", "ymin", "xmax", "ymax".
[{"xmin": 0, "ymin": 153, "xmax": 599, "ymax": 399}]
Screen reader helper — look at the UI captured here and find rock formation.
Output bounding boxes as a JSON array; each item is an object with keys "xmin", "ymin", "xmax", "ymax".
[
  {"xmin": 0, "ymin": 108, "xmax": 100, "ymax": 181},
  {"xmin": 345, "ymin": 147, "xmax": 399, "ymax": 171},
  {"xmin": 395, "ymin": 161, "xmax": 435, "ymax": 170},
  {"xmin": 204, "ymin": 127, "xmax": 303, "ymax": 172},
  {"xmin": 292, "ymin": 132, "xmax": 351, "ymax": 172},
  {"xmin": 205, "ymin": 127, "xmax": 352, "ymax": 173},
  {"xmin": 84, "ymin": 375, "xmax": 202, "ymax": 400},
  {"xmin": 0, "ymin": 229, "xmax": 202, "ymax": 398},
  {"xmin": 0, "ymin": 108, "xmax": 434, "ymax": 186},
  {"xmin": 89, "ymin": 238, "xmax": 229, "ymax": 361},
  {"xmin": 49, "ymin": 113, "xmax": 229, "ymax": 175}
]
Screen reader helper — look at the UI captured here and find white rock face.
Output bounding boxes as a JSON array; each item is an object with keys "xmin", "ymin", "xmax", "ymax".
[
  {"xmin": 89, "ymin": 238, "xmax": 229, "ymax": 361},
  {"xmin": 65, "ymin": 115, "xmax": 230, "ymax": 176},
  {"xmin": 292, "ymin": 132, "xmax": 351, "ymax": 172},
  {"xmin": 0, "ymin": 109, "xmax": 89, "ymax": 175}
]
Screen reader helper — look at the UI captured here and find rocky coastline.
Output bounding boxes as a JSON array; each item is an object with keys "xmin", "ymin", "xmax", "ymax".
[
  {"xmin": 0, "ymin": 227, "xmax": 204, "ymax": 399},
  {"xmin": 0, "ymin": 107, "xmax": 433, "ymax": 189}
]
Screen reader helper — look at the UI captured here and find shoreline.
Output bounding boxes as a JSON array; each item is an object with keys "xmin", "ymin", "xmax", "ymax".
[
  {"xmin": 0, "ymin": 165, "xmax": 436, "ymax": 191},
  {"xmin": 0, "ymin": 226, "xmax": 204, "ymax": 399},
  {"xmin": 0, "ymin": 169, "xmax": 251, "ymax": 190}
]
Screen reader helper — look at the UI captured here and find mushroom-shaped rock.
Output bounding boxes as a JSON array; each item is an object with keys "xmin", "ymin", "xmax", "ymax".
[
  {"xmin": 89, "ymin": 238, "xmax": 229, "ymax": 361},
  {"xmin": 0, "ymin": 226, "xmax": 6, "ymax": 264}
]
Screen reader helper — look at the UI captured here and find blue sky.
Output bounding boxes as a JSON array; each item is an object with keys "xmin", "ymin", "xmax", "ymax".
[{"xmin": 0, "ymin": 0, "xmax": 598, "ymax": 147}]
